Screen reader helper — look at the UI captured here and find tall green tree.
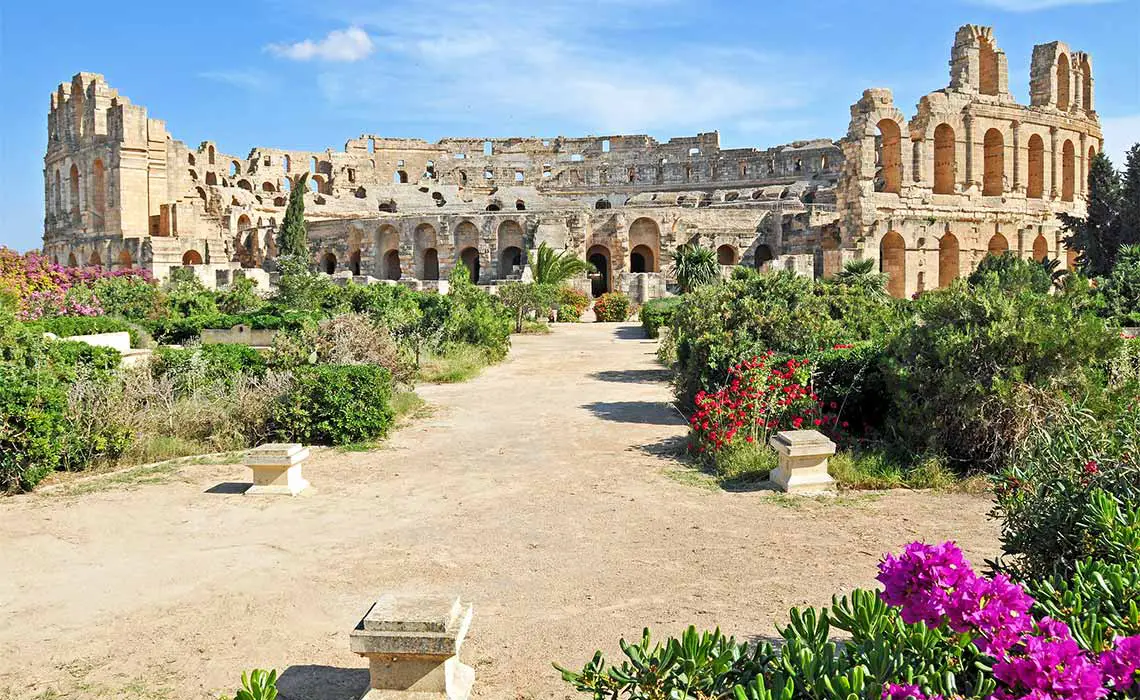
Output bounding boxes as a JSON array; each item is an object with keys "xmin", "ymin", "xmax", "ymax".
[
  {"xmin": 1119, "ymin": 144, "xmax": 1140, "ymax": 248},
  {"xmin": 669, "ymin": 244, "xmax": 718, "ymax": 293},
  {"xmin": 1062, "ymin": 151, "xmax": 1122, "ymax": 276},
  {"xmin": 532, "ymin": 242, "xmax": 593, "ymax": 285},
  {"xmin": 277, "ymin": 173, "xmax": 310, "ymax": 258}
]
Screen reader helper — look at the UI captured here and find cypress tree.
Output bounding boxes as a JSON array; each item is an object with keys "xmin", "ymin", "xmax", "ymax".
[
  {"xmin": 1062, "ymin": 151, "xmax": 1121, "ymax": 276},
  {"xmin": 1119, "ymin": 144, "xmax": 1140, "ymax": 248},
  {"xmin": 277, "ymin": 172, "xmax": 310, "ymax": 258}
]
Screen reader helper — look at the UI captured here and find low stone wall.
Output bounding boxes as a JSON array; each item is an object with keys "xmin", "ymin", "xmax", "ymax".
[
  {"xmin": 200, "ymin": 325, "xmax": 278, "ymax": 347},
  {"xmin": 62, "ymin": 331, "xmax": 132, "ymax": 353}
]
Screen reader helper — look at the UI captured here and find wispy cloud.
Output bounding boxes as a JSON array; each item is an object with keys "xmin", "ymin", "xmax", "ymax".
[
  {"xmin": 267, "ymin": 26, "xmax": 374, "ymax": 62},
  {"xmin": 197, "ymin": 69, "xmax": 275, "ymax": 91},
  {"xmin": 965, "ymin": 0, "xmax": 1116, "ymax": 11}
]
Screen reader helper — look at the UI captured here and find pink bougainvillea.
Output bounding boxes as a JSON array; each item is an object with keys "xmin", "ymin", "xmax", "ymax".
[{"xmin": 0, "ymin": 246, "xmax": 150, "ymax": 319}]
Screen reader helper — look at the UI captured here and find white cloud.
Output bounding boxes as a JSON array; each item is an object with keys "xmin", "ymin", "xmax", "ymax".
[
  {"xmin": 300, "ymin": 1, "xmax": 817, "ymax": 141},
  {"xmin": 1101, "ymin": 114, "xmax": 1140, "ymax": 168},
  {"xmin": 267, "ymin": 26, "xmax": 374, "ymax": 62},
  {"xmin": 966, "ymin": 0, "xmax": 1115, "ymax": 11}
]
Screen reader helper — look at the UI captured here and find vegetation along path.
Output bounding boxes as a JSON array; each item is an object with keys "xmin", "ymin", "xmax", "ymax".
[{"xmin": 0, "ymin": 323, "xmax": 998, "ymax": 700}]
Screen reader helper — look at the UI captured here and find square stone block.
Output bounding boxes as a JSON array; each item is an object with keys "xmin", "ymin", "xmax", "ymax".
[
  {"xmin": 245, "ymin": 443, "xmax": 309, "ymax": 496},
  {"xmin": 769, "ymin": 430, "xmax": 837, "ymax": 494}
]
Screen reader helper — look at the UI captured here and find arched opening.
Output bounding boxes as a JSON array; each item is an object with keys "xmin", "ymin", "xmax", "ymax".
[
  {"xmin": 880, "ymin": 231, "xmax": 906, "ymax": 298},
  {"xmin": 310, "ymin": 157, "xmax": 318, "ymax": 172},
  {"xmin": 933, "ymin": 124, "xmax": 956, "ymax": 194},
  {"xmin": 595, "ymin": 199, "xmax": 611, "ymax": 210},
  {"xmin": 236, "ymin": 214, "xmax": 251, "ymax": 232},
  {"xmin": 1027, "ymin": 134, "xmax": 1045, "ymax": 199},
  {"xmin": 382, "ymin": 250, "xmax": 401, "ymax": 280},
  {"xmin": 459, "ymin": 247, "xmax": 480, "ymax": 283},
  {"xmin": 754, "ymin": 244, "xmax": 774, "ymax": 271},
  {"xmin": 485, "ymin": 201, "xmax": 501, "ymax": 212},
  {"xmin": 988, "ymin": 233, "xmax": 1009, "ymax": 255},
  {"xmin": 67, "ymin": 252, "xmax": 78, "ymax": 267},
  {"xmin": 237, "ymin": 179, "xmax": 252, "ymax": 191},
  {"xmin": 983, "ymin": 128, "xmax": 1004, "ymax": 196},
  {"xmin": 587, "ymin": 245, "xmax": 611, "ymax": 297},
  {"xmin": 188, "ymin": 153, "xmax": 196, "ymax": 167},
  {"xmin": 979, "ymin": 37, "xmax": 999, "ymax": 96},
  {"xmin": 1032, "ymin": 234, "xmax": 1049, "ymax": 262},
  {"xmin": 117, "ymin": 250, "xmax": 133, "ymax": 270},
  {"xmin": 283, "ymin": 154, "xmax": 291, "ymax": 172},
  {"xmin": 1057, "ymin": 54, "xmax": 1071, "ymax": 111},
  {"xmin": 628, "ymin": 217, "xmax": 660, "ymax": 273},
  {"xmin": 262, "ymin": 181, "xmax": 276, "ymax": 192},
  {"xmin": 182, "ymin": 250, "xmax": 203, "ymax": 266},
  {"xmin": 309, "ymin": 177, "xmax": 321, "ymax": 194},
  {"xmin": 91, "ymin": 159, "xmax": 106, "ymax": 228},
  {"xmin": 230, "ymin": 161, "xmax": 241, "ymax": 177},
  {"xmin": 394, "ymin": 170, "xmax": 408, "ymax": 184},
  {"xmin": 630, "ymin": 245, "xmax": 655, "ymax": 273},
  {"xmin": 499, "ymin": 246, "xmax": 523, "ymax": 278},
  {"xmin": 273, "ymin": 196, "xmax": 286, "ymax": 206},
  {"xmin": 422, "ymin": 248, "xmax": 440, "ymax": 281},
  {"xmin": 1081, "ymin": 56, "xmax": 1092, "ymax": 111},
  {"xmin": 938, "ymin": 233, "xmax": 959, "ymax": 288},
  {"xmin": 349, "ymin": 250, "xmax": 362, "ymax": 276},
  {"xmin": 69, "ymin": 164, "xmax": 80, "ymax": 221},
  {"xmin": 515, "ymin": 199, "xmax": 525, "ymax": 211},
  {"xmin": 321, "ymin": 252, "xmax": 337, "ymax": 274},
  {"xmin": 208, "ymin": 145, "xmax": 215, "ymax": 165},
  {"xmin": 876, "ymin": 119, "xmax": 902, "ymax": 194},
  {"xmin": 1062, "ymin": 140, "xmax": 1075, "ymax": 202},
  {"xmin": 205, "ymin": 172, "xmax": 218, "ymax": 186},
  {"xmin": 88, "ymin": 251, "xmax": 103, "ymax": 269},
  {"xmin": 196, "ymin": 187, "xmax": 208, "ymax": 202},
  {"xmin": 716, "ymin": 245, "xmax": 737, "ymax": 266}
]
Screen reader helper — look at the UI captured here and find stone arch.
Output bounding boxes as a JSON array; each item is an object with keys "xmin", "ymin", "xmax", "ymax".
[
  {"xmin": 876, "ymin": 119, "xmax": 902, "ymax": 194},
  {"xmin": 628, "ymin": 217, "xmax": 660, "ymax": 272},
  {"xmin": 630, "ymin": 244, "xmax": 655, "ymax": 274},
  {"xmin": 499, "ymin": 246, "xmax": 523, "ymax": 278},
  {"xmin": 349, "ymin": 250, "xmax": 362, "ymax": 275},
  {"xmin": 67, "ymin": 252, "xmax": 78, "ymax": 267},
  {"xmin": 983, "ymin": 128, "xmax": 1004, "ymax": 196},
  {"xmin": 1027, "ymin": 134, "xmax": 1046, "ymax": 199},
  {"xmin": 237, "ymin": 179, "xmax": 252, "ymax": 191},
  {"xmin": 188, "ymin": 153, "xmax": 196, "ymax": 167},
  {"xmin": 207, "ymin": 145, "xmax": 215, "ymax": 164},
  {"xmin": 1062, "ymin": 139, "xmax": 1076, "ymax": 202},
  {"xmin": 206, "ymin": 172, "xmax": 218, "ymax": 186},
  {"xmin": 754, "ymin": 244, "xmax": 774, "ymax": 271},
  {"xmin": 88, "ymin": 250, "xmax": 103, "ymax": 268},
  {"xmin": 1032, "ymin": 234, "xmax": 1049, "ymax": 262},
  {"xmin": 933, "ymin": 124, "xmax": 956, "ymax": 195},
  {"xmin": 587, "ymin": 244, "xmax": 611, "ymax": 297},
  {"xmin": 979, "ymin": 36, "xmax": 999, "ymax": 96},
  {"xmin": 320, "ymin": 252, "xmax": 337, "ymax": 274},
  {"xmin": 117, "ymin": 250, "xmax": 133, "ymax": 270},
  {"xmin": 230, "ymin": 161, "xmax": 242, "ymax": 177},
  {"xmin": 422, "ymin": 248, "xmax": 440, "ymax": 281},
  {"xmin": 69, "ymin": 163, "xmax": 80, "ymax": 221},
  {"xmin": 182, "ymin": 250, "xmax": 203, "ymax": 266},
  {"xmin": 414, "ymin": 223, "xmax": 439, "ymax": 279},
  {"xmin": 1057, "ymin": 53, "xmax": 1071, "ymax": 111},
  {"xmin": 262, "ymin": 181, "xmax": 276, "ymax": 192},
  {"xmin": 91, "ymin": 159, "xmax": 106, "ymax": 228},
  {"xmin": 1081, "ymin": 56, "xmax": 1092, "ymax": 112},
  {"xmin": 595, "ymin": 199, "xmax": 611, "ymax": 210},
  {"xmin": 716, "ymin": 244, "xmax": 737, "ymax": 266},
  {"xmin": 988, "ymin": 233, "xmax": 1009, "ymax": 255},
  {"xmin": 309, "ymin": 175, "xmax": 324, "ymax": 194},
  {"xmin": 394, "ymin": 170, "xmax": 408, "ymax": 184},
  {"xmin": 236, "ymin": 214, "xmax": 251, "ymax": 232},
  {"xmin": 496, "ymin": 220, "xmax": 524, "ymax": 279},
  {"xmin": 938, "ymin": 233, "xmax": 959, "ymax": 288},
  {"xmin": 283, "ymin": 154, "xmax": 291, "ymax": 172},
  {"xmin": 880, "ymin": 231, "xmax": 906, "ymax": 298},
  {"xmin": 376, "ymin": 224, "xmax": 400, "ymax": 279},
  {"xmin": 459, "ymin": 247, "xmax": 480, "ymax": 282}
]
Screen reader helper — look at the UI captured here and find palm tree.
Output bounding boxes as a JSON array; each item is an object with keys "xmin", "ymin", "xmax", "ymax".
[
  {"xmin": 833, "ymin": 258, "xmax": 889, "ymax": 297},
  {"xmin": 670, "ymin": 244, "xmax": 719, "ymax": 293},
  {"xmin": 533, "ymin": 242, "xmax": 594, "ymax": 285}
]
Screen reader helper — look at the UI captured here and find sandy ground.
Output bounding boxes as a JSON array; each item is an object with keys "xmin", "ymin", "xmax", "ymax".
[{"xmin": 0, "ymin": 323, "xmax": 999, "ymax": 700}]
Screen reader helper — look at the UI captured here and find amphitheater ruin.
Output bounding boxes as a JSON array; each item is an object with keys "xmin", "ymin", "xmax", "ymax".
[{"xmin": 42, "ymin": 24, "xmax": 1101, "ymax": 300}]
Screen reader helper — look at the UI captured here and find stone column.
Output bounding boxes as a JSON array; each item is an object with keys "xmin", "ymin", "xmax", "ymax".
[
  {"xmin": 1011, "ymin": 120, "xmax": 1022, "ymax": 194},
  {"xmin": 963, "ymin": 115, "xmax": 977, "ymax": 191},
  {"xmin": 350, "ymin": 594, "xmax": 475, "ymax": 699},
  {"xmin": 1050, "ymin": 126, "xmax": 1060, "ymax": 200},
  {"xmin": 768, "ymin": 430, "xmax": 837, "ymax": 494}
]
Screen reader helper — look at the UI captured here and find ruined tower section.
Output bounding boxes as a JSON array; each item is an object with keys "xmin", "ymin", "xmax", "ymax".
[{"xmin": 837, "ymin": 25, "xmax": 1102, "ymax": 299}]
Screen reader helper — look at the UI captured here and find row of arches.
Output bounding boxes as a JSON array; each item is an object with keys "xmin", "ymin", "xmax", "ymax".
[
  {"xmin": 50, "ymin": 159, "xmax": 106, "ymax": 228},
  {"xmin": 1055, "ymin": 52, "xmax": 1092, "ymax": 112}
]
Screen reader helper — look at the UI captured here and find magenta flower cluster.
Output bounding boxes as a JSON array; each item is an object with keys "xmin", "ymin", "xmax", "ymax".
[
  {"xmin": 877, "ymin": 541, "xmax": 1140, "ymax": 700},
  {"xmin": 1, "ymin": 246, "xmax": 150, "ymax": 319}
]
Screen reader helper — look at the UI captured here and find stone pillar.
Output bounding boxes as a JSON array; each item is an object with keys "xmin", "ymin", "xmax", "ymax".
[
  {"xmin": 1011, "ymin": 120, "xmax": 1022, "ymax": 194},
  {"xmin": 768, "ymin": 430, "xmax": 837, "ymax": 494},
  {"xmin": 245, "ymin": 443, "xmax": 310, "ymax": 496},
  {"xmin": 350, "ymin": 593, "xmax": 475, "ymax": 699},
  {"xmin": 963, "ymin": 115, "xmax": 977, "ymax": 191},
  {"xmin": 1050, "ymin": 126, "xmax": 1060, "ymax": 200}
]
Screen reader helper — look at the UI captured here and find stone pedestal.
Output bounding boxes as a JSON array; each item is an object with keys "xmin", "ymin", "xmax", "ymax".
[
  {"xmin": 768, "ymin": 430, "xmax": 837, "ymax": 494},
  {"xmin": 350, "ymin": 594, "xmax": 475, "ymax": 699},
  {"xmin": 244, "ymin": 443, "xmax": 310, "ymax": 496}
]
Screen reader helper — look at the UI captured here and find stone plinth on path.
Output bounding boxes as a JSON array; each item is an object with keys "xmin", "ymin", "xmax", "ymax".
[
  {"xmin": 350, "ymin": 593, "xmax": 475, "ymax": 699},
  {"xmin": 768, "ymin": 430, "xmax": 836, "ymax": 494},
  {"xmin": 244, "ymin": 443, "xmax": 310, "ymax": 496}
]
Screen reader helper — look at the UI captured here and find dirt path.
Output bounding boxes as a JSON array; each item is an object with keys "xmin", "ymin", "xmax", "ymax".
[{"xmin": 0, "ymin": 323, "xmax": 999, "ymax": 700}]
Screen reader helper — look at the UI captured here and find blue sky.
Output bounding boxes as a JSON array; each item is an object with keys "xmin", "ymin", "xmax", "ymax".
[{"xmin": 1, "ymin": 0, "xmax": 1137, "ymax": 251}]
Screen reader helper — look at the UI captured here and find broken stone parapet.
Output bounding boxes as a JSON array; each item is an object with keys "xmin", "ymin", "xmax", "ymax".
[
  {"xmin": 244, "ymin": 443, "xmax": 310, "ymax": 496},
  {"xmin": 768, "ymin": 430, "xmax": 837, "ymax": 494},
  {"xmin": 350, "ymin": 593, "xmax": 475, "ymax": 699}
]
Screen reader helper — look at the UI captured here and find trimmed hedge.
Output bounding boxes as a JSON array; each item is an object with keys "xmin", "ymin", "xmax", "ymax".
[
  {"xmin": 640, "ymin": 296, "xmax": 683, "ymax": 338},
  {"xmin": 0, "ymin": 366, "xmax": 70, "ymax": 492},
  {"xmin": 270, "ymin": 364, "xmax": 394, "ymax": 445}
]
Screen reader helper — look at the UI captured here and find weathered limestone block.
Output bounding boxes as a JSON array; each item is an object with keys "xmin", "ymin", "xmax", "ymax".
[
  {"xmin": 244, "ymin": 443, "xmax": 310, "ymax": 496},
  {"xmin": 768, "ymin": 430, "xmax": 837, "ymax": 494},
  {"xmin": 350, "ymin": 593, "xmax": 475, "ymax": 699}
]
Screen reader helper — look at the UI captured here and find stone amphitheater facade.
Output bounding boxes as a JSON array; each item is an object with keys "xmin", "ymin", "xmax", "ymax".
[{"xmin": 42, "ymin": 24, "xmax": 1101, "ymax": 300}]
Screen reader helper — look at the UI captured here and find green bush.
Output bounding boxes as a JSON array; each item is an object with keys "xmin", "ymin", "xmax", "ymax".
[
  {"xmin": 0, "ymin": 365, "xmax": 69, "ymax": 492},
  {"xmin": 593, "ymin": 292, "xmax": 631, "ymax": 322},
  {"xmin": 86, "ymin": 276, "xmax": 164, "ymax": 320},
  {"xmin": 967, "ymin": 252, "xmax": 1056, "ymax": 294},
  {"xmin": 1099, "ymin": 243, "xmax": 1140, "ymax": 325},
  {"xmin": 270, "ymin": 365, "xmax": 394, "ymax": 445},
  {"xmin": 639, "ymin": 296, "xmax": 683, "ymax": 338},
  {"xmin": 556, "ymin": 288, "xmax": 590, "ymax": 322},
  {"xmin": 883, "ymin": 279, "xmax": 1120, "ymax": 472},
  {"xmin": 31, "ymin": 315, "xmax": 145, "ymax": 348},
  {"xmin": 152, "ymin": 344, "xmax": 267, "ymax": 390},
  {"xmin": 445, "ymin": 271, "xmax": 512, "ymax": 361},
  {"xmin": 499, "ymin": 282, "xmax": 558, "ymax": 332},
  {"xmin": 812, "ymin": 341, "xmax": 890, "ymax": 435},
  {"xmin": 43, "ymin": 339, "xmax": 122, "ymax": 381}
]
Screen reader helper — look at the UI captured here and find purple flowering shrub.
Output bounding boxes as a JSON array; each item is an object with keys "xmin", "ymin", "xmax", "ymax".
[{"xmin": 0, "ymin": 246, "xmax": 151, "ymax": 320}]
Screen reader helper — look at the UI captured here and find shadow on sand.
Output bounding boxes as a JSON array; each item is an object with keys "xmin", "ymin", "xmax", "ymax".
[
  {"xmin": 590, "ymin": 368, "xmax": 672, "ymax": 384},
  {"xmin": 277, "ymin": 665, "xmax": 370, "ymax": 700},
  {"xmin": 582, "ymin": 401, "xmax": 684, "ymax": 425},
  {"xmin": 204, "ymin": 482, "xmax": 249, "ymax": 495},
  {"xmin": 612, "ymin": 325, "xmax": 647, "ymax": 340}
]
